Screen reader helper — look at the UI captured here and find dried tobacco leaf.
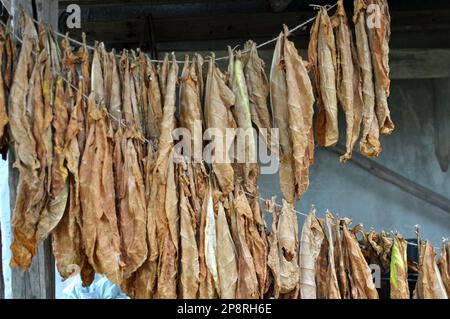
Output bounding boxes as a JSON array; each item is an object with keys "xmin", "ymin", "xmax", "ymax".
[
  {"xmin": 278, "ymin": 200, "xmax": 299, "ymax": 297},
  {"xmin": 367, "ymin": 0, "xmax": 394, "ymax": 136},
  {"xmin": 9, "ymin": 15, "xmax": 41, "ymax": 268},
  {"xmin": 413, "ymin": 240, "xmax": 448, "ymax": 299},
  {"xmin": 243, "ymin": 40, "xmax": 272, "ymax": 152},
  {"xmin": 267, "ymin": 203, "xmax": 281, "ymax": 298},
  {"xmin": 299, "ymin": 208, "xmax": 324, "ymax": 299},
  {"xmin": 198, "ymin": 183, "xmax": 218, "ymax": 299},
  {"xmin": 270, "ymin": 33, "xmax": 295, "ymax": 204},
  {"xmin": 354, "ymin": 0, "xmax": 382, "ymax": 157},
  {"xmin": 390, "ymin": 234, "xmax": 410, "ymax": 299},
  {"xmin": 310, "ymin": 8, "xmax": 338, "ymax": 148},
  {"xmin": 204, "ymin": 54, "xmax": 236, "ymax": 195},
  {"xmin": 234, "ymin": 190, "xmax": 259, "ymax": 299},
  {"xmin": 79, "ymin": 94, "xmax": 122, "ymax": 285},
  {"xmin": 230, "ymin": 49, "xmax": 259, "ymax": 194},
  {"xmin": 283, "ymin": 26, "xmax": 315, "ymax": 197},
  {"xmin": 335, "ymin": 215, "xmax": 350, "ymax": 298},
  {"xmin": 151, "ymin": 54, "xmax": 179, "ymax": 299},
  {"xmin": 146, "ymin": 55, "xmax": 162, "ymax": 138},
  {"xmin": 437, "ymin": 241, "xmax": 450, "ymax": 296},
  {"xmin": 215, "ymin": 190, "xmax": 238, "ymax": 299},
  {"xmin": 53, "ymin": 80, "xmax": 94, "ymax": 286},
  {"xmin": 179, "ymin": 167, "xmax": 200, "ymax": 299},
  {"xmin": 341, "ymin": 219, "xmax": 379, "ymax": 299},
  {"xmin": 334, "ymin": 0, "xmax": 358, "ymax": 162}
]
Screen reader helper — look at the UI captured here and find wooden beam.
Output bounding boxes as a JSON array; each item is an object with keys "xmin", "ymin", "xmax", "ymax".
[
  {"xmin": 330, "ymin": 144, "xmax": 450, "ymax": 214},
  {"xmin": 432, "ymin": 78, "xmax": 450, "ymax": 172}
]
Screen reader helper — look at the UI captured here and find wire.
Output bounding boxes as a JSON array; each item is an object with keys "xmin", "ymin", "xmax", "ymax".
[
  {"xmin": 25, "ymin": 3, "xmax": 336, "ymax": 63},
  {"xmin": 243, "ymin": 190, "xmax": 443, "ymax": 250}
]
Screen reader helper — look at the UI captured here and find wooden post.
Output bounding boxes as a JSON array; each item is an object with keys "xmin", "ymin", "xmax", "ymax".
[{"xmin": 9, "ymin": 0, "xmax": 58, "ymax": 299}]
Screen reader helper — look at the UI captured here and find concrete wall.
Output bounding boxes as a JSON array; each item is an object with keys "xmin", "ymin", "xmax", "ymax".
[{"xmin": 259, "ymin": 79, "xmax": 450, "ymax": 246}]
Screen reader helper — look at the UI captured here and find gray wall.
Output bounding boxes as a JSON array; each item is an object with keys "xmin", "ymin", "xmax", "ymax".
[{"xmin": 259, "ymin": 79, "xmax": 450, "ymax": 245}]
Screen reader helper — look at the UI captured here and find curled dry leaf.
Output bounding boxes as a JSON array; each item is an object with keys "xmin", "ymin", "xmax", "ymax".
[
  {"xmin": 413, "ymin": 240, "xmax": 448, "ymax": 299},
  {"xmin": 354, "ymin": 0, "xmax": 382, "ymax": 157},
  {"xmin": 334, "ymin": 215, "xmax": 350, "ymax": 299},
  {"xmin": 283, "ymin": 26, "xmax": 315, "ymax": 197},
  {"xmin": 267, "ymin": 205, "xmax": 281, "ymax": 298},
  {"xmin": 390, "ymin": 234, "xmax": 410, "ymax": 299},
  {"xmin": 278, "ymin": 199, "xmax": 299, "ymax": 297},
  {"xmin": 204, "ymin": 54, "xmax": 236, "ymax": 195},
  {"xmin": 79, "ymin": 94, "xmax": 122, "ymax": 285},
  {"xmin": 243, "ymin": 40, "xmax": 272, "ymax": 152},
  {"xmin": 437, "ymin": 241, "xmax": 450, "ymax": 296},
  {"xmin": 270, "ymin": 33, "xmax": 295, "ymax": 204},
  {"xmin": 367, "ymin": 0, "xmax": 394, "ymax": 136},
  {"xmin": 9, "ymin": 15, "xmax": 41, "ymax": 268},
  {"xmin": 310, "ymin": 8, "xmax": 338, "ymax": 148},
  {"xmin": 341, "ymin": 218, "xmax": 379, "ymax": 299},
  {"xmin": 299, "ymin": 208, "xmax": 324, "ymax": 299},
  {"xmin": 215, "ymin": 190, "xmax": 238, "ymax": 299},
  {"xmin": 179, "ymin": 167, "xmax": 200, "ymax": 299},
  {"xmin": 234, "ymin": 190, "xmax": 259, "ymax": 299},
  {"xmin": 229, "ymin": 49, "xmax": 259, "ymax": 194}
]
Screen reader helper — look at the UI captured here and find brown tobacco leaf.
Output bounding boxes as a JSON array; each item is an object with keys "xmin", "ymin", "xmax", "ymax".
[
  {"xmin": 390, "ymin": 234, "xmax": 410, "ymax": 299},
  {"xmin": 243, "ymin": 40, "xmax": 272, "ymax": 152},
  {"xmin": 234, "ymin": 190, "xmax": 259, "ymax": 299},
  {"xmin": 437, "ymin": 241, "xmax": 450, "ymax": 296},
  {"xmin": 354, "ymin": 0, "xmax": 382, "ymax": 157},
  {"xmin": 204, "ymin": 54, "xmax": 236, "ymax": 195},
  {"xmin": 270, "ymin": 33, "xmax": 295, "ymax": 204},
  {"xmin": 335, "ymin": 216, "xmax": 350, "ymax": 299},
  {"xmin": 151, "ymin": 54, "xmax": 179, "ymax": 299},
  {"xmin": 180, "ymin": 55, "xmax": 204, "ymax": 163},
  {"xmin": 215, "ymin": 190, "xmax": 238, "ymax": 299},
  {"xmin": 76, "ymin": 33, "xmax": 91, "ymax": 97},
  {"xmin": 310, "ymin": 8, "xmax": 338, "ymax": 148},
  {"xmin": 4, "ymin": 19, "xmax": 16, "ymax": 92},
  {"xmin": 158, "ymin": 53, "xmax": 169, "ymax": 100},
  {"xmin": 0, "ymin": 25, "xmax": 8, "ymax": 146},
  {"xmin": 79, "ymin": 94, "xmax": 122, "ymax": 285},
  {"xmin": 50, "ymin": 77, "xmax": 69, "ymax": 197},
  {"xmin": 118, "ymin": 130, "xmax": 148, "ymax": 279},
  {"xmin": 334, "ymin": 0, "xmax": 358, "ymax": 162},
  {"xmin": 413, "ymin": 240, "xmax": 448, "ymax": 299},
  {"xmin": 267, "ymin": 204, "xmax": 281, "ymax": 298},
  {"xmin": 109, "ymin": 51, "xmax": 122, "ymax": 131},
  {"xmin": 198, "ymin": 183, "xmax": 218, "ymax": 299},
  {"xmin": 146, "ymin": 55, "xmax": 163, "ymax": 138},
  {"xmin": 229, "ymin": 49, "xmax": 259, "ymax": 194},
  {"xmin": 299, "ymin": 208, "xmax": 324, "ymax": 299},
  {"xmin": 367, "ymin": 0, "xmax": 394, "ymax": 136},
  {"xmin": 341, "ymin": 218, "xmax": 379, "ymax": 299},
  {"xmin": 91, "ymin": 44, "xmax": 105, "ymax": 106},
  {"xmin": 61, "ymin": 34, "xmax": 79, "ymax": 87},
  {"xmin": 9, "ymin": 15, "xmax": 41, "ymax": 269},
  {"xmin": 325, "ymin": 213, "xmax": 342, "ymax": 299},
  {"xmin": 53, "ymin": 81, "xmax": 94, "ymax": 286},
  {"xmin": 283, "ymin": 26, "xmax": 315, "ymax": 197},
  {"xmin": 278, "ymin": 200, "xmax": 299, "ymax": 297},
  {"xmin": 179, "ymin": 166, "xmax": 201, "ymax": 299}
]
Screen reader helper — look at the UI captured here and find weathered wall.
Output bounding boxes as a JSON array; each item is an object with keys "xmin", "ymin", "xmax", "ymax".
[{"xmin": 259, "ymin": 79, "xmax": 450, "ymax": 245}]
